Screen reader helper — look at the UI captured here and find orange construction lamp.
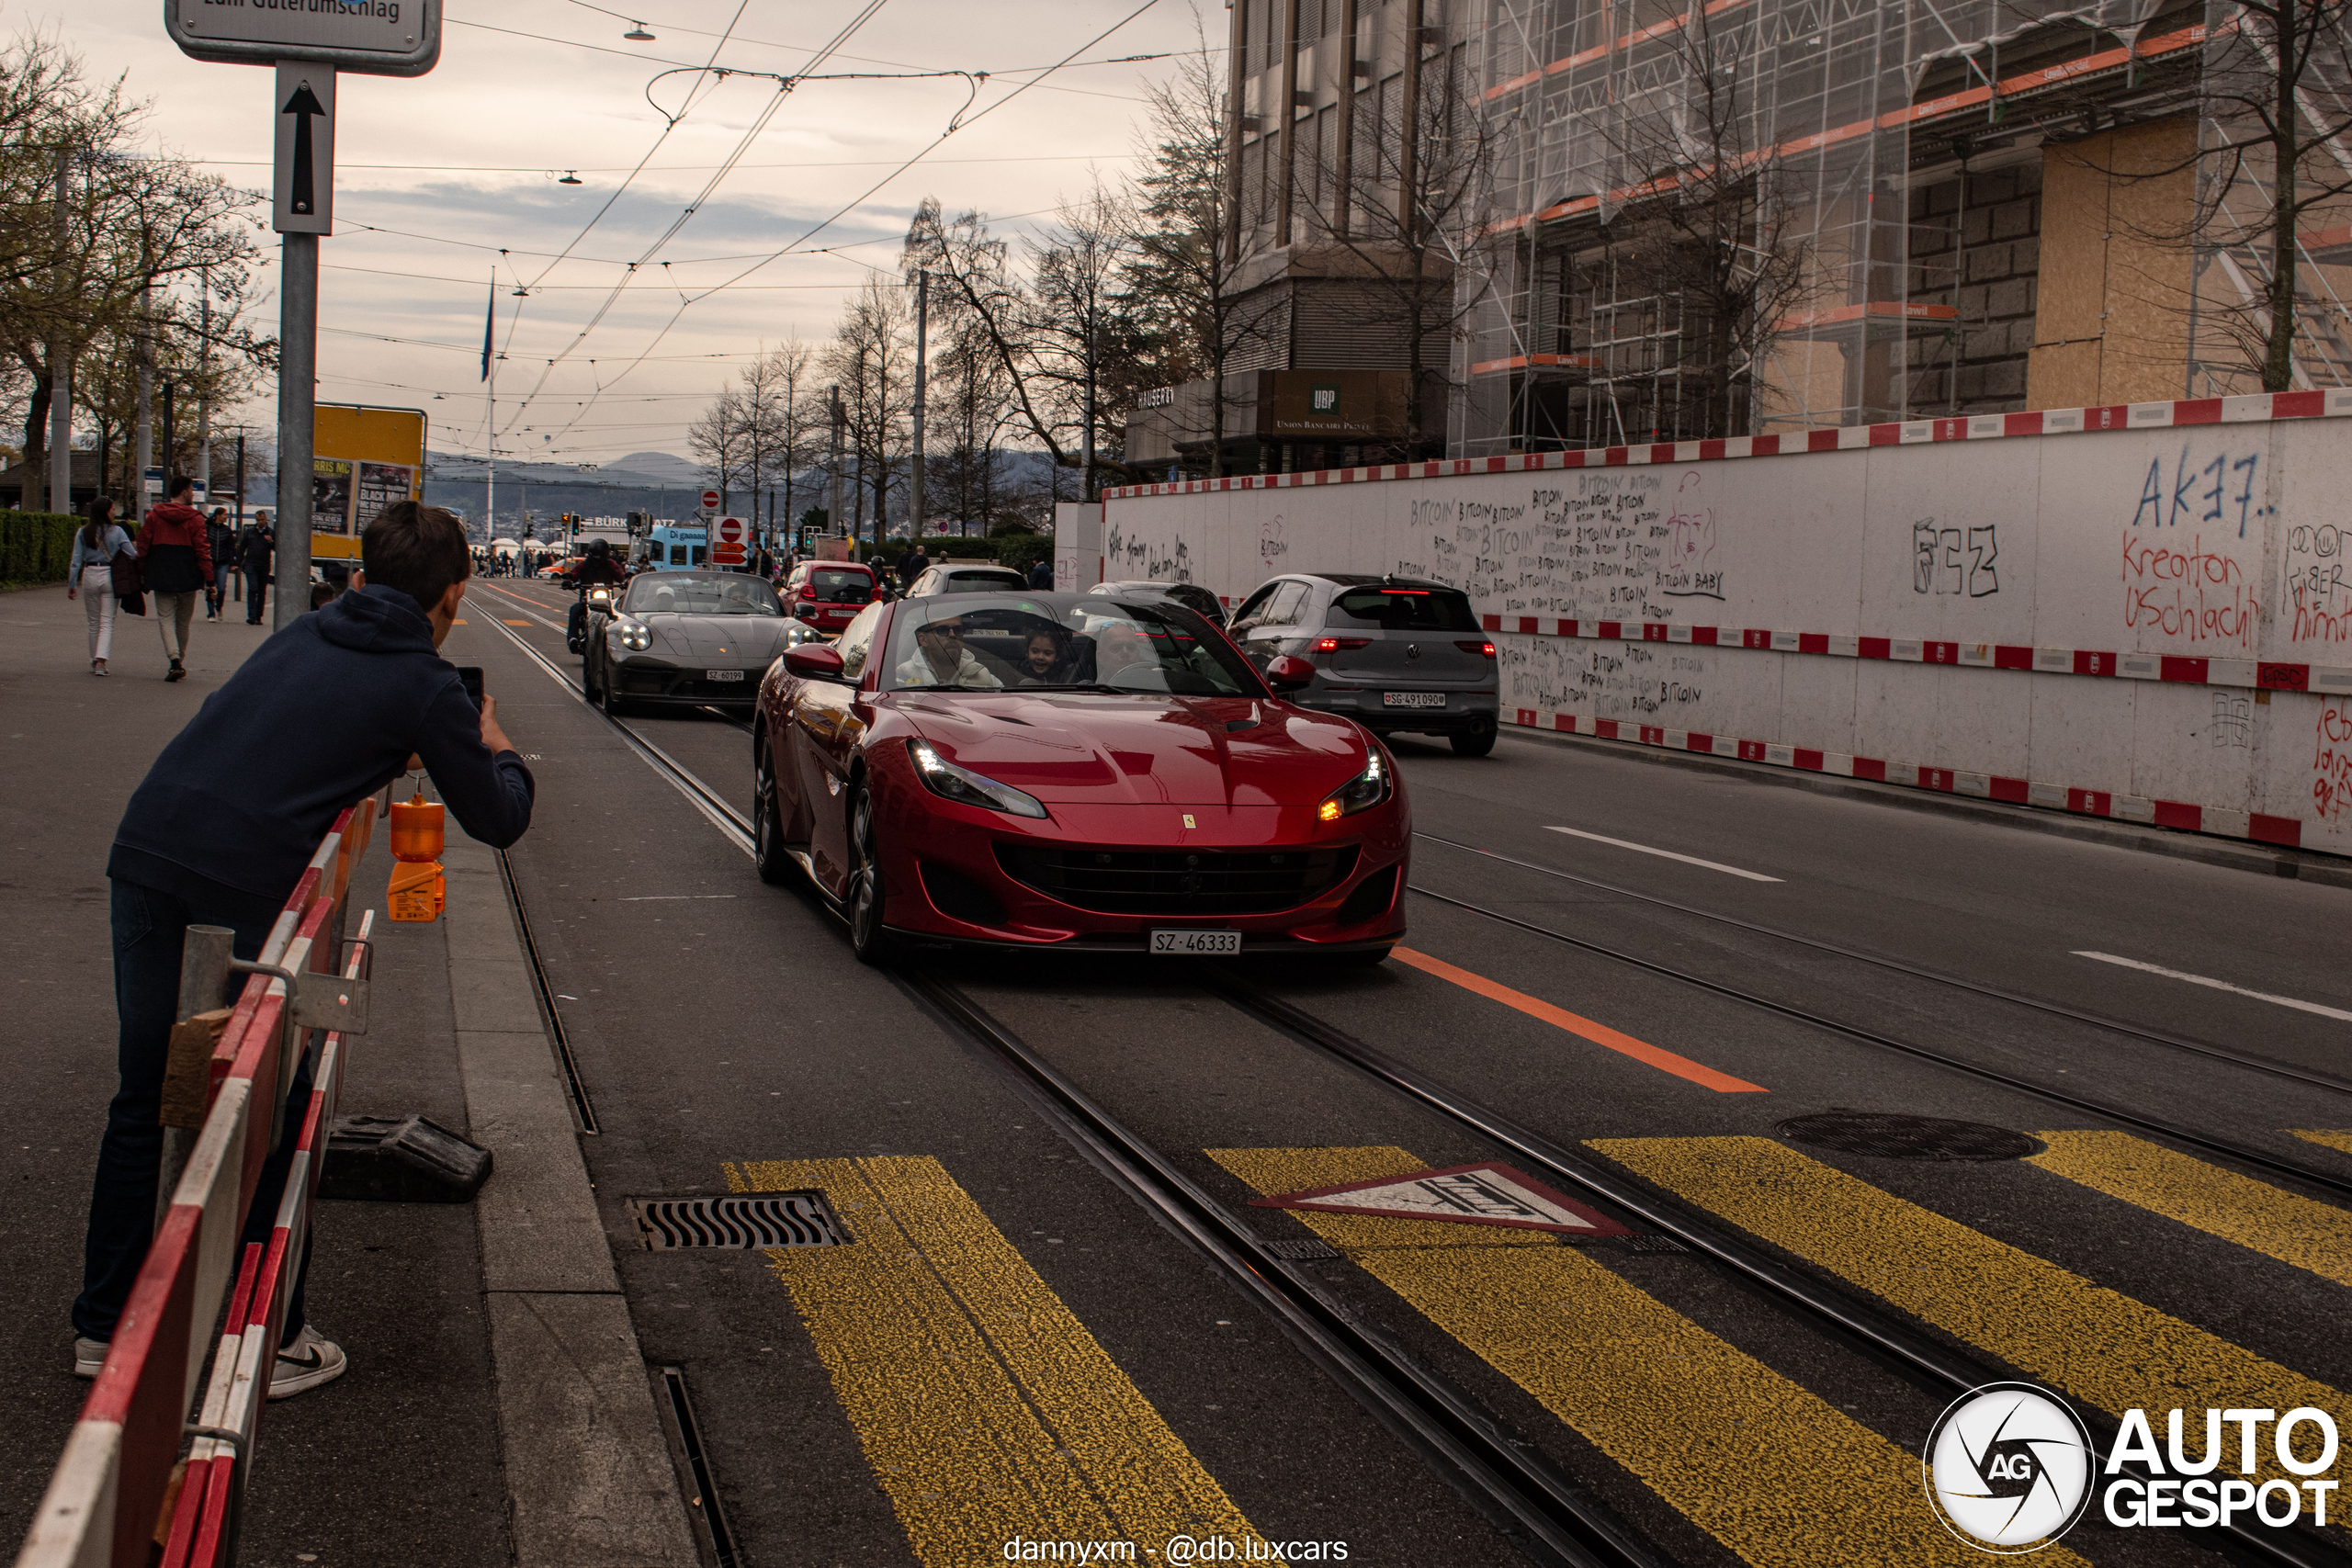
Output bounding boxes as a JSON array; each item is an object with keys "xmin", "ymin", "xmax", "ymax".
[{"xmin": 386, "ymin": 780, "xmax": 446, "ymax": 922}]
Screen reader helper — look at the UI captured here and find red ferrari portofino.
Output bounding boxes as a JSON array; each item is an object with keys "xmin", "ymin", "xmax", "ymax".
[{"xmin": 749, "ymin": 592, "xmax": 1408, "ymax": 963}]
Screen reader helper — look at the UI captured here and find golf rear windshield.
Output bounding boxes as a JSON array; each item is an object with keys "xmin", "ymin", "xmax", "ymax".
[{"xmin": 1327, "ymin": 585, "xmax": 1479, "ymax": 632}]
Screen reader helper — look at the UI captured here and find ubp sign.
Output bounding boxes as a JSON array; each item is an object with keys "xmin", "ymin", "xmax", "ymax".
[
  {"xmin": 1924, "ymin": 1386, "xmax": 2342, "ymax": 1552},
  {"xmin": 168, "ymin": 0, "xmax": 442, "ymax": 75}
]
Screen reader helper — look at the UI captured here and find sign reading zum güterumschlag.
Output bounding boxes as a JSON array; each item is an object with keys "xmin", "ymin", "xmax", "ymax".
[{"xmin": 168, "ymin": 0, "xmax": 442, "ymax": 77}]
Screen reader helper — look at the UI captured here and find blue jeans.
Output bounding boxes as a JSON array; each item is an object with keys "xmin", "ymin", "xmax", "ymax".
[{"xmin": 75, "ymin": 878, "xmax": 315, "ymax": 1346}]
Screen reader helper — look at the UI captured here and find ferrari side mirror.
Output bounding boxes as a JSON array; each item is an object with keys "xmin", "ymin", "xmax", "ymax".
[
  {"xmin": 1263, "ymin": 655, "xmax": 1315, "ymax": 692},
  {"xmin": 784, "ymin": 643, "xmax": 845, "ymax": 680}
]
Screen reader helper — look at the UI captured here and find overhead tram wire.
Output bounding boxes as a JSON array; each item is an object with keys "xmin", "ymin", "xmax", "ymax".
[
  {"xmin": 493, "ymin": 0, "xmax": 897, "ymax": 434},
  {"xmin": 521, "ymin": 0, "xmax": 1162, "ymax": 452}
]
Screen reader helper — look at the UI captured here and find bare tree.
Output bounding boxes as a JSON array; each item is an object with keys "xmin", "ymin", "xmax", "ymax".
[
  {"xmin": 821, "ymin": 278, "xmax": 914, "ymax": 547},
  {"xmin": 687, "ymin": 388, "xmax": 750, "ymax": 509},
  {"xmin": 1124, "ymin": 40, "xmax": 1284, "ymax": 476},
  {"xmin": 2164, "ymin": 0, "xmax": 2352, "ymax": 390}
]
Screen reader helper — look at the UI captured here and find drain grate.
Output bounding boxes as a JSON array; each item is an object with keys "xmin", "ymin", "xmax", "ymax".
[
  {"xmin": 1776, "ymin": 1111, "xmax": 2045, "ymax": 1163},
  {"xmin": 628, "ymin": 1192, "xmax": 846, "ymax": 1249},
  {"xmin": 1261, "ymin": 1238, "xmax": 1340, "ymax": 1261}
]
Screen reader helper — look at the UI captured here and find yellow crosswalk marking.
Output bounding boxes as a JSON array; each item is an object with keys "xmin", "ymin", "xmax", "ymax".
[
  {"xmin": 1208, "ymin": 1145, "xmax": 2065, "ymax": 1568},
  {"xmin": 1589, "ymin": 1136, "xmax": 2350, "ymax": 1488},
  {"xmin": 728, "ymin": 1156, "xmax": 1274, "ymax": 1568},
  {"xmin": 2290, "ymin": 1129, "xmax": 2352, "ymax": 1159},
  {"xmin": 2028, "ymin": 1130, "xmax": 2352, "ymax": 1288}
]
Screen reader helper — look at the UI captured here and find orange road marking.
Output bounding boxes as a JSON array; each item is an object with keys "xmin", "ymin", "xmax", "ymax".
[
  {"xmin": 1391, "ymin": 947, "xmax": 1768, "ymax": 1093},
  {"xmin": 501, "ymin": 619, "xmax": 533, "ymax": 626}
]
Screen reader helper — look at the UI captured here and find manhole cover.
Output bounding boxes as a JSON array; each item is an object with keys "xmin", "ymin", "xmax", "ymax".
[
  {"xmin": 1775, "ymin": 1112, "xmax": 2044, "ymax": 1162},
  {"xmin": 628, "ymin": 1193, "xmax": 847, "ymax": 1249}
]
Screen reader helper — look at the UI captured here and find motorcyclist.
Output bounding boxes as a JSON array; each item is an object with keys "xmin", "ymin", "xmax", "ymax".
[{"xmin": 567, "ymin": 538, "xmax": 629, "ymax": 653}]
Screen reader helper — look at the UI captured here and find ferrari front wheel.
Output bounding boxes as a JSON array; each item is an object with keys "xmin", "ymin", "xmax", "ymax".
[
  {"xmin": 753, "ymin": 739, "xmax": 795, "ymax": 886},
  {"xmin": 846, "ymin": 782, "xmax": 895, "ymax": 964}
]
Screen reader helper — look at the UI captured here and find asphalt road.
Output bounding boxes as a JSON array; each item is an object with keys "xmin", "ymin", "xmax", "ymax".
[
  {"xmin": 464, "ymin": 575, "xmax": 2352, "ymax": 1568},
  {"xmin": 14, "ymin": 570, "xmax": 2346, "ymax": 1568}
]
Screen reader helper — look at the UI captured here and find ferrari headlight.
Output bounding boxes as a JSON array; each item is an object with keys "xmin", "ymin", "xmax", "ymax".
[
  {"xmin": 1318, "ymin": 749, "xmax": 1391, "ymax": 821},
  {"xmin": 616, "ymin": 620, "xmax": 652, "ymax": 651},
  {"xmin": 908, "ymin": 739, "xmax": 1048, "ymax": 819}
]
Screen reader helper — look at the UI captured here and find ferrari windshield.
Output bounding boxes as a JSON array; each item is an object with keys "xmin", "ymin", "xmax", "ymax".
[
  {"xmin": 881, "ymin": 594, "xmax": 1258, "ymax": 696},
  {"xmin": 624, "ymin": 575, "xmax": 782, "ymax": 617}
]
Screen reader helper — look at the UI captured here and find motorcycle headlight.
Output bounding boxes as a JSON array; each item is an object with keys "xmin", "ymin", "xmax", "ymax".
[
  {"xmin": 616, "ymin": 621, "xmax": 652, "ymax": 651},
  {"xmin": 908, "ymin": 739, "xmax": 1048, "ymax": 819},
  {"xmin": 1318, "ymin": 749, "xmax": 1392, "ymax": 821},
  {"xmin": 588, "ymin": 586, "xmax": 614, "ymax": 608}
]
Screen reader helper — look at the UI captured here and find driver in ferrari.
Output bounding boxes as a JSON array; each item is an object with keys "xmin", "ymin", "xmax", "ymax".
[{"xmin": 893, "ymin": 614, "xmax": 1003, "ymax": 689}]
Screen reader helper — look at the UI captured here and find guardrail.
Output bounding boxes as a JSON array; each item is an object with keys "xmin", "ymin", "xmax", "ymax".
[{"xmin": 17, "ymin": 801, "xmax": 379, "ymax": 1568}]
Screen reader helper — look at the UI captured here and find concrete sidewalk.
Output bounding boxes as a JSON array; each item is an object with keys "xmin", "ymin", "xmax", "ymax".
[{"xmin": 0, "ymin": 584, "xmax": 688, "ymax": 1565}]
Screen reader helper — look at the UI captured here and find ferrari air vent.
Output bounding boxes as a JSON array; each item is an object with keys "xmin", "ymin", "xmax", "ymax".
[{"xmin": 996, "ymin": 843, "xmax": 1359, "ymax": 915}]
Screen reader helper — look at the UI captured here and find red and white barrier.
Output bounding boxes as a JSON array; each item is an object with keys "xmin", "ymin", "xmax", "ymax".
[{"xmin": 17, "ymin": 804, "xmax": 377, "ymax": 1568}]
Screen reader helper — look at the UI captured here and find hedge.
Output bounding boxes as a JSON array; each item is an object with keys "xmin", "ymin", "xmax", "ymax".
[{"xmin": 0, "ymin": 511, "xmax": 86, "ymax": 588}]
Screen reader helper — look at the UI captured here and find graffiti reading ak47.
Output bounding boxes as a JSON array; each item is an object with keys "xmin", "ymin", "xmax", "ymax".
[{"xmin": 2132, "ymin": 445, "xmax": 2263, "ymax": 536}]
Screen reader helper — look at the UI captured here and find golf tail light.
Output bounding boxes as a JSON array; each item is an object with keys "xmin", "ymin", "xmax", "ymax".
[
  {"xmin": 1457, "ymin": 639, "xmax": 1497, "ymax": 659},
  {"xmin": 908, "ymin": 739, "xmax": 1049, "ymax": 819},
  {"xmin": 1315, "ymin": 637, "xmax": 1371, "ymax": 653},
  {"xmin": 1318, "ymin": 750, "xmax": 1391, "ymax": 821}
]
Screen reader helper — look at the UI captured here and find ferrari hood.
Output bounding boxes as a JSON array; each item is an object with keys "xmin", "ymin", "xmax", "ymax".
[
  {"xmin": 894, "ymin": 693, "xmax": 1369, "ymax": 807},
  {"xmin": 630, "ymin": 615, "xmax": 793, "ymax": 661}
]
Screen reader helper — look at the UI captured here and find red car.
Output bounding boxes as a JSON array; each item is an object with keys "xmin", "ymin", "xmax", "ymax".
[
  {"xmin": 749, "ymin": 591, "xmax": 1408, "ymax": 964},
  {"xmin": 782, "ymin": 560, "xmax": 879, "ymax": 638}
]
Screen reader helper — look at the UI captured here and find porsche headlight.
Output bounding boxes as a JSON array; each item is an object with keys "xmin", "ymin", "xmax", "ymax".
[
  {"xmin": 908, "ymin": 739, "xmax": 1048, "ymax": 819},
  {"xmin": 616, "ymin": 620, "xmax": 652, "ymax": 651},
  {"xmin": 1318, "ymin": 748, "xmax": 1392, "ymax": 822}
]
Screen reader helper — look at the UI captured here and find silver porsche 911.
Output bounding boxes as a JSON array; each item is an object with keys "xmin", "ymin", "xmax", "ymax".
[{"xmin": 582, "ymin": 570, "xmax": 817, "ymax": 717}]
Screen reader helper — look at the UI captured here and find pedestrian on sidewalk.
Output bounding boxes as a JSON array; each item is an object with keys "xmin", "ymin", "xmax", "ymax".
[
  {"xmin": 242, "ymin": 511, "xmax": 274, "ymax": 624},
  {"xmin": 203, "ymin": 508, "xmax": 234, "ymax": 618},
  {"xmin": 137, "ymin": 476, "xmax": 214, "ymax": 681},
  {"xmin": 66, "ymin": 500, "xmax": 133, "ymax": 675},
  {"xmin": 76, "ymin": 499, "xmax": 534, "ymax": 1400}
]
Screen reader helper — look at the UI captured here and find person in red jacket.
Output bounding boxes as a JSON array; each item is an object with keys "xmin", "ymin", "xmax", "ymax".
[{"xmin": 138, "ymin": 476, "xmax": 216, "ymax": 682}]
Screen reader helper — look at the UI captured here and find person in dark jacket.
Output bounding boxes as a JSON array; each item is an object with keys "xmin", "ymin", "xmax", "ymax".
[
  {"xmin": 203, "ymin": 508, "xmax": 234, "ymax": 618},
  {"xmin": 138, "ymin": 476, "xmax": 215, "ymax": 681},
  {"xmin": 75, "ymin": 499, "xmax": 532, "ymax": 1400},
  {"xmin": 241, "ymin": 514, "xmax": 275, "ymax": 624},
  {"xmin": 1027, "ymin": 556, "xmax": 1053, "ymax": 590}
]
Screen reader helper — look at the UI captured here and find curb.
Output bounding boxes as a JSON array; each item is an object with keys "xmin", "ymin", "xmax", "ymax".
[
  {"xmin": 1496, "ymin": 722, "xmax": 2352, "ymax": 891},
  {"xmin": 445, "ymin": 830, "xmax": 700, "ymax": 1568}
]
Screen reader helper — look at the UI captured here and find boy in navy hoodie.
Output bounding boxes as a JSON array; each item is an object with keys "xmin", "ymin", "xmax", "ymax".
[{"xmin": 76, "ymin": 501, "xmax": 533, "ymax": 1397}]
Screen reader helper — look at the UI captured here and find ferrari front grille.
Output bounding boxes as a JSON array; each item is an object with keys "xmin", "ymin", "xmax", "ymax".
[{"xmin": 995, "ymin": 842, "xmax": 1360, "ymax": 916}]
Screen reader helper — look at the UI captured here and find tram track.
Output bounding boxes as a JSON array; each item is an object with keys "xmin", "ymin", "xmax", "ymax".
[{"xmin": 480, "ymin": 607, "xmax": 2350, "ymax": 1567}]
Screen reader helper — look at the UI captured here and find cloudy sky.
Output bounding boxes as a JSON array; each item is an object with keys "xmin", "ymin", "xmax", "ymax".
[{"xmin": 49, "ymin": 0, "xmax": 1208, "ymax": 467}]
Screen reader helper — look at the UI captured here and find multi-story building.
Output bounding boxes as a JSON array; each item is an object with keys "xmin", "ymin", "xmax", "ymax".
[{"xmin": 1453, "ymin": 0, "xmax": 2352, "ymax": 457}]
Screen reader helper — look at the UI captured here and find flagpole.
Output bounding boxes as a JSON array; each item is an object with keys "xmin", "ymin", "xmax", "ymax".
[{"xmin": 484, "ymin": 271, "xmax": 496, "ymax": 543}]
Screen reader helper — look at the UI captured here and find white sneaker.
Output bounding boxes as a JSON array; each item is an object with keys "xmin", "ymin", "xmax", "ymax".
[
  {"xmin": 267, "ymin": 1325, "xmax": 347, "ymax": 1400},
  {"xmin": 72, "ymin": 1337, "xmax": 108, "ymax": 1378}
]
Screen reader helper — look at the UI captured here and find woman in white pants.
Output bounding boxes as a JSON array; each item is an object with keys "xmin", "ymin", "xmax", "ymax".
[{"xmin": 66, "ymin": 501, "xmax": 132, "ymax": 676}]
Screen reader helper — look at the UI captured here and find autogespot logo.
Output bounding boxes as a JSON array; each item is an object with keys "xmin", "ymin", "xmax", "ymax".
[{"xmin": 1923, "ymin": 1383, "xmax": 2097, "ymax": 1553}]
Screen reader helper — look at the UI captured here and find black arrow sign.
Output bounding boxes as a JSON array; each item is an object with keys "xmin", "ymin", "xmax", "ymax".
[{"xmin": 281, "ymin": 80, "xmax": 326, "ymax": 217}]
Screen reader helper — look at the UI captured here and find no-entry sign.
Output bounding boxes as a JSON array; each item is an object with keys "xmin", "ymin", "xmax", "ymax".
[
  {"xmin": 701, "ymin": 489, "xmax": 721, "ymax": 513},
  {"xmin": 713, "ymin": 515, "xmax": 746, "ymax": 564}
]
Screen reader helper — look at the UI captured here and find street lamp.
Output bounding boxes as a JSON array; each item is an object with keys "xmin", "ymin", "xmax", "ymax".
[{"xmin": 624, "ymin": 21, "xmax": 654, "ymax": 39}]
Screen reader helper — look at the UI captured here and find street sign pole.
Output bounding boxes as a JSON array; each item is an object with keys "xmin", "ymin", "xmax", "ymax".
[
  {"xmin": 270, "ymin": 62, "xmax": 334, "ymax": 628},
  {"xmin": 170, "ymin": 2, "xmax": 438, "ymax": 626}
]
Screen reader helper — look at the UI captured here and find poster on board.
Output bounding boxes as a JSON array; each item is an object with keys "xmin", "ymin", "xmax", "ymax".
[{"xmin": 312, "ymin": 403, "xmax": 427, "ymax": 559}]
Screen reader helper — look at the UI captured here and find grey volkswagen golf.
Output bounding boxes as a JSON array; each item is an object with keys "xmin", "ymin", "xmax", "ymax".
[{"xmin": 1227, "ymin": 573, "xmax": 1500, "ymax": 755}]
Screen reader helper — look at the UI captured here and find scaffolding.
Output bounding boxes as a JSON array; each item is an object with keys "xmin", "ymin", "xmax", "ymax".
[{"xmin": 1452, "ymin": 0, "xmax": 2198, "ymax": 455}]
